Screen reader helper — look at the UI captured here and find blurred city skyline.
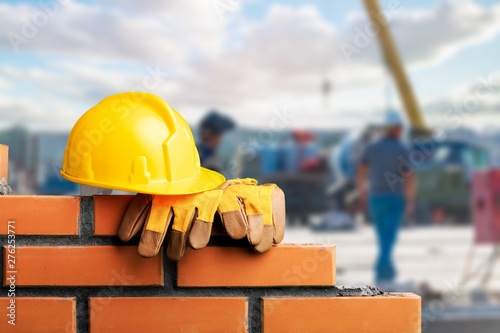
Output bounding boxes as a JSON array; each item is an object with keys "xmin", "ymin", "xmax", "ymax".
[{"xmin": 2, "ymin": 123, "xmax": 500, "ymax": 194}]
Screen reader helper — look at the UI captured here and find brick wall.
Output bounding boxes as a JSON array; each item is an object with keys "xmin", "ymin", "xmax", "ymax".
[{"xmin": 0, "ymin": 148, "xmax": 421, "ymax": 333}]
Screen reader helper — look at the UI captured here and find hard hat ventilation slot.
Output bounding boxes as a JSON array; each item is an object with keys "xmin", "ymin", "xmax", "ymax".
[{"xmin": 129, "ymin": 156, "xmax": 151, "ymax": 185}]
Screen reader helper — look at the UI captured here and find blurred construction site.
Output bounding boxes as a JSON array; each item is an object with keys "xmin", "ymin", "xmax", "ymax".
[{"xmin": 1, "ymin": 0, "xmax": 500, "ymax": 331}]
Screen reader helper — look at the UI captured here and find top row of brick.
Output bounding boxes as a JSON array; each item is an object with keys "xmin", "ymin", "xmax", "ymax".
[
  {"xmin": 0, "ymin": 195, "xmax": 190, "ymax": 236},
  {"xmin": 0, "ymin": 196, "xmax": 80, "ymax": 235}
]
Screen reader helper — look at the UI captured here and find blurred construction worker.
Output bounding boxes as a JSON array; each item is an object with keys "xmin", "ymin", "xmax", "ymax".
[
  {"xmin": 291, "ymin": 130, "xmax": 320, "ymax": 173},
  {"xmin": 356, "ymin": 110, "xmax": 416, "ymax": 284},
  {"xmin": 197, "ymin": 111, "xmax": 235, "ymax": 172}
]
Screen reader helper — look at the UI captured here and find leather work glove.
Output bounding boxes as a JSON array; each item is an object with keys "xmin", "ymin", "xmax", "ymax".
[
  {"xmin": 118, "ymin": 178, "xmax": 285, "ymax": 260},
  {"xmin": 214, "ymin": 178, "xmax": 286, "ymax": 253},
  {"xmin": 118, "ymin": 188, "xmax": 222, "ymax": 261}
]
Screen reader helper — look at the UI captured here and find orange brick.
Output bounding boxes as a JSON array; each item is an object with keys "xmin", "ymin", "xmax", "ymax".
[
  {"xmin": 89, "ymin": 297, "xmax": 248, "ymax": 333},
  {"xmin": 0, "ymin": 144, "xmax": 7, "ymax": 180},
  {"xmin": 262, "ymin": 294, "xmax": 421, "ymax": 333},
  {"xmin": 93, "ymin": 195, "xmax": 134, "ymax": 236},
  {"xmin": 178, "ymin": 244, "xmax": 335, "ymax": 287},
  {"xmin": 4, "ymin": 246, "xmax": 163, "ymax": 286},
  {"xmin": 0, "ymin": 297, "xmax": 76, "ymax": 333},
  {"xmin": 0, "ymin": 196, "xmax": 79, "ymax": 235}
]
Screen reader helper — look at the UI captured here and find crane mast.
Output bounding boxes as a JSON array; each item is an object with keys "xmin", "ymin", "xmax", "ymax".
[{"xmin": 362, "ymin": 0, "xmax": 427, "ymax": 133}]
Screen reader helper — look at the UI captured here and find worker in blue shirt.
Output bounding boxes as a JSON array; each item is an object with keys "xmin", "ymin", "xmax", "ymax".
[{"xmin": 356, "ymin": 111, "xmax": 416, "ymax": 284}]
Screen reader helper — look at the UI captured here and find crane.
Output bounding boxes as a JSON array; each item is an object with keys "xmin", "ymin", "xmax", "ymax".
[{"xmin": 362, "ymin": 0, "xmax": 427, "ymax": 135}]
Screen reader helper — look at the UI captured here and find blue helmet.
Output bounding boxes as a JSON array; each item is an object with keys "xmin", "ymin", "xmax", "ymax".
[
  {"xmin": 384, "ymin": 110, "xmax": 404, "ymax": 127},
  {"xmin": 200, "ymin": 111, "xmax": 235, "ymax": 134}
]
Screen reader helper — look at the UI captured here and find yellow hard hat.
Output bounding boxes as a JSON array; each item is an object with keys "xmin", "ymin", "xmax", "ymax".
[{"xmin": 61, "ymin": 92, "xmax": 225, "ymax": 195}]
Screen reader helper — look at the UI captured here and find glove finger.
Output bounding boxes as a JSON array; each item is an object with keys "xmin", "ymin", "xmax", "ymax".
[
  {"xmin": 118, "ymin": 193, "xmax": 151, "ymax": 242},
  {"xmin": 246, "ymin": 213, "xmax": 264, "ymax": 245},
  {"xmin": 219, "ymin": 188, "xmax": 248, "ymax": 239},
  {"xmin": 271, "ymin": 186, "xmax": 286, "ymax": 244},
  {"xmin": 138, "ymin": 196, "xmax": 173, "ymax": 258},
  {"xmin": 219, "ymin": 210, "xmax": 247, "ymax": 240},
  {"xmin": 220, "ymin": 184, "xmax": 263, "ymax": 243},
  {"xmin": 254, "ymin": 224, "xmax": 274, "ymax": 253},
  {"xmin": 240, "ymin": 190, "xmax": 264, "ymax": 245},
  {"xmin": 253, "ymin": 184, "xmax": 286, "ymax": 253},
  {"xmin": 189, "ymin": 219, "xmax": 212, "ymax": 249},
  {"xmin": 167, "ymin": 229, "xmax": 189, "ymax": 261},
  {"xmin": 167, "ymin": 206, "xmax": 196, "ymax": 261},
  {"xmin": 189, "ymin": 189, "xmax": 223, "ymax": 249}
]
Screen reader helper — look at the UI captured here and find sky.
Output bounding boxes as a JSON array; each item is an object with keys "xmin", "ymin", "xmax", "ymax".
[{"xmin": 0, "ymin": 0, "xmax": 499, "ymax": 132}]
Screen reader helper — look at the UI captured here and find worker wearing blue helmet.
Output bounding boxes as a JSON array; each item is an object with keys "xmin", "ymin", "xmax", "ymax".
[
  {"xmin": 356, "ymin": 110, "xmax": 416, "ymax": 284},
  {"xmin": 197, "ymin": 110, "xmax": 235, "ymax": 172}
]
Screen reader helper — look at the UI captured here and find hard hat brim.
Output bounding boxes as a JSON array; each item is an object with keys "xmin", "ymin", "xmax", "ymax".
[{"xmin": 60, "ymin": 167, "xmax": 226, "ymax": 195}]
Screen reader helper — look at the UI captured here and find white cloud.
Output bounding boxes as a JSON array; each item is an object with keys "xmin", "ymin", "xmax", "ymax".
[
  {"xmin": 0, "ymin": 94, "xmax": 61, "ymax": 129},
  {"xmin": 340, "ymin": 0, "xmax": 500, "ymax": 67},
  {"xmin": 423, "ymin": 72, "xmax": 500, "ymax": 129},
  {"xmin": 0, "ymin": 0, "xmax": 226, "ymax": 64}
]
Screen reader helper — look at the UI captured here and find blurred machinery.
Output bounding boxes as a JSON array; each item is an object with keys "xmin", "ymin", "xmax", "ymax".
[
  {"xmin": 413, "ymin": 136, "xmax": 489, "ymax": 224},
  {"xmin": 328, "ymin": 130, "xmax": 490, "ymax": 225},
  {"xmin": 257, "ymin": 130, "xmax": 329, "ymax": 226}
]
